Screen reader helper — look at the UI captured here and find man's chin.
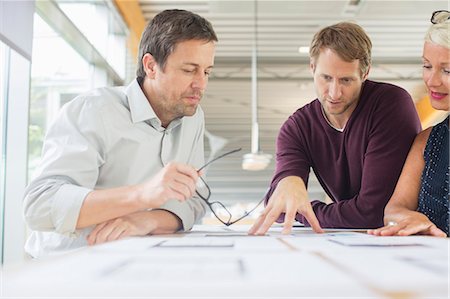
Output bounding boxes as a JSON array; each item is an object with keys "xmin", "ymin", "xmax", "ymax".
[{"xmin": 183, "ymin": 105, "xmax": 198, "ymax": 117}]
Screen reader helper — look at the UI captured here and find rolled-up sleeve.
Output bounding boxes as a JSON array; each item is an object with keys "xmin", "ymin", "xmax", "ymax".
[{"xmin": 160, "ymin": 196, "xmax": 207, "ymax": 231}]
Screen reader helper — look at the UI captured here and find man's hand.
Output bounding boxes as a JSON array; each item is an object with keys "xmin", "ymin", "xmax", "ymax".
[
  {"xmin": 367, "ymin": 211, "xmax": 446, "ymax": 237},
  {"xmin": 135, "ymin": 162, "xmax": 200, "ymax": 208},
  {"xmin": 87, "ymin": 209, "xmax": 182, "ymax": 245},
  {"xmin": 248, "ymin": 176, "xmax": 323, "ymax": 235}
]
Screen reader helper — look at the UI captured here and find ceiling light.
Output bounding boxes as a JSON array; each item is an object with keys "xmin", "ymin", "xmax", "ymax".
[
  {"xmin": 242, "ymin": 0, "xmax": 272, "ymax": 171},
  {"xmin": 242, "ymin": 152, "xmax": 272, "ymax": 171}
]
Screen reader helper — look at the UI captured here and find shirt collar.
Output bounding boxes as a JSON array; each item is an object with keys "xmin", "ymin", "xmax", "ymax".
[
  {"xmin": 125, "ymin": 79, "xmax": 182, "ymax": 131},
  {"xmin": 125, "ymin": 78, "xmax": 158, "ymax": 124}
]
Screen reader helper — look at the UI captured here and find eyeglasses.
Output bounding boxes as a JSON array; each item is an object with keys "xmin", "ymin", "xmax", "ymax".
[
  {"xmin": 431, "ymin": 10, "xmax": 450, "ymax": 24},
  {"xmin": 196, "ymin": 148, "xmax": 264, "ymax": 226}
]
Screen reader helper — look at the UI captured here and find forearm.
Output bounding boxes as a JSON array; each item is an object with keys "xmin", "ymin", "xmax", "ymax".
[
  {"xmin": 303, "ymin": 134, "xmax": 421, "ymax": 229},
  {"xmin": 382, "ymin": 132, "xmax": 427, "ymax": 225},
  {"xmin": 148, "ymin": 209, "xmax": 183, "ymax": 234},
  {"xmin": 297, "ymin": 198, "xmax": 386, "ymax": 229},
  {"xmin": 86, "ymin": 209, "xmax": 183, "ymax": 245},
  {"xmin": 77, "ymin": 185, "xmax": 144, "ymax": 229}
]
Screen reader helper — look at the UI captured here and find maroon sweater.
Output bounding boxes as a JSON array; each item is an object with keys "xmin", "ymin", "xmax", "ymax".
[{"xmin": 267, "ymin": 80, "xmax": 421, "ymax": 228}]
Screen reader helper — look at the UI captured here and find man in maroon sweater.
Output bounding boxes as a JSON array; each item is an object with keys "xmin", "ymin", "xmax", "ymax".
[{"xmin": 249, "ymin": 22, "xmax": 421, "ymax": 235}]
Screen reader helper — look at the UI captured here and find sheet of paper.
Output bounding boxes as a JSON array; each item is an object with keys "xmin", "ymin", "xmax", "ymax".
[
  {"xmin": 99, "ymin": 256, "xmax": 245, "ymax": 281},
  {"xmin": 157, "ymin": 237, "xmax": 235, "ymax": 247},
  {"xmin": 90, "ymin": 236, "xmax": 167, "ymax": 252},
  {"xmin": 327, "ymin": 235, "xmax": 429, "ymax": 247}
]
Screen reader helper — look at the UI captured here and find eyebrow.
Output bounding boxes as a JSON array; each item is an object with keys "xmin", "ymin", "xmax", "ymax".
[
  {"xmin": 422, "ymin": 57, "xmax": 450, "ymax": 65},
  {"xmin": 320, "ymin": 73, "xmax": 355, "ymax": 79},
  {"xmin": 182, "ymin": 62, "xmax": 214, "ymax": 69}
]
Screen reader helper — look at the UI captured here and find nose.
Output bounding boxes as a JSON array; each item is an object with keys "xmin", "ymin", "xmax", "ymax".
[
  {"xmin": 192, "ymin": 72, "xmax": 208, "ymax": 91},
  {"xmin": 426, "ymin": 69, "xmax": 442, "ymax": 88},
  {"xmin": 328, "ymin": 80, "xmax": 342, "ymax": 100}
]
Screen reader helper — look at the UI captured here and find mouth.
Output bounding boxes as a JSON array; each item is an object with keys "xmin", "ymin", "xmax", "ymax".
[
  {"xmin": 185, "ymin": 95, "xmax": 202, "ymax": 104},
  {"xmin": 430, "ymin": 91, "xmax": 448, "ymax": 101},
  {"xmin": 327, "ymin": 100, "xmax": 342, "ymax": 105}
]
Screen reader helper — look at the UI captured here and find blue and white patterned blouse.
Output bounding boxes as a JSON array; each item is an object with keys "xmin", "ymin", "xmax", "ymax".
[{"xmin": 417, "ymin": 116, "xmax": 449, "ymax": 235}]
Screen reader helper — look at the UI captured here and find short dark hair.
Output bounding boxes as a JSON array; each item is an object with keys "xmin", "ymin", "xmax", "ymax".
[
  {"xmin": 136, "ymin": 9, "xmax": 218, "ymax": 80},
  {"xmin": 310, "ymin": 22, "xmax": 372, "ymax": 76}
]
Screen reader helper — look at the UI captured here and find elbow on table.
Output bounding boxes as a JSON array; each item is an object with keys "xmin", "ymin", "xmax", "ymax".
[{"xmin": 23, "ymin": 200, "xmax": 56, "ymax": 232}]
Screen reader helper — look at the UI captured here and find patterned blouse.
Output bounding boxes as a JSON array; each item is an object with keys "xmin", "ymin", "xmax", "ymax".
[{"xmin": 417, "ymin": 116, "xmax": 449, "ymax": 235}]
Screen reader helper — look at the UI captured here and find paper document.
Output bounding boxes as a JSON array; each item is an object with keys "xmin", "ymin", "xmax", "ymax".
[
  {"xmin": 157, "ymin": 238, "xmax": 234, "ymax": 247},
  {"xmin": 327, "ymin": 236, "xmax": 428, "ymax": 247}
]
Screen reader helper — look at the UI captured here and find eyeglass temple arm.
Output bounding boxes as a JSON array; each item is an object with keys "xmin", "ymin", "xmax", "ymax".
[{"xmin": 197, "ymin": 148, "xmax": 242, "ymax": 172}]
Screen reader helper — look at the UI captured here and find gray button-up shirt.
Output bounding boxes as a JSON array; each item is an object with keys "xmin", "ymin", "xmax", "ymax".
[{"xmin": 23, "ymin": 79, "xmax": 207, "ymax": 258}]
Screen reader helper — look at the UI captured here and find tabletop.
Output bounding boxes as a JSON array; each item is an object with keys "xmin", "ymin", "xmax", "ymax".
[{"xmin": 2, "ymin": 225, "xmax": 449, "ymax": 298}]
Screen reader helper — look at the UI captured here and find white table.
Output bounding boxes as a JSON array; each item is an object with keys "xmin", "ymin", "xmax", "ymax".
[{"xmin": 2, "ymin": 225, "xmax": 449, "ymax": 298}]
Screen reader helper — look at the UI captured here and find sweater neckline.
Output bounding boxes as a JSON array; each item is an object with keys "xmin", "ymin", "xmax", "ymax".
[{"xmin": 320, "ymin": 105, "xmax": 345, "ymax": 132}]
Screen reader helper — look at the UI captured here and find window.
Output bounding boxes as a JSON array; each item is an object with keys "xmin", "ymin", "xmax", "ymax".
[
  {"xmin": 0, "ymin": 0, "xmax": 34, "ymax": 265},
  {"xmin": 0, "ymin": 44, "xmax": 31, "ymax": 265},
  {"xmin": 28, "ymin": 13, "xmax": 93, "ymax": 179},
  {"xmin": 57, "ymin": 1, "xmax": 127, "ymax": 80}
]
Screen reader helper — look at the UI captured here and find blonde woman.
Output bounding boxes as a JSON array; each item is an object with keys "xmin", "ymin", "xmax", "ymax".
[{"xmin": 368, "ymin": 10, "xmax": 450, "ymax": 237}]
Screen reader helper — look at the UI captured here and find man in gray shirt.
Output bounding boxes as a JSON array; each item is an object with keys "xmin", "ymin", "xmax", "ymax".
[{"xmin": 23, "ymin": 9, "xmax": 218, "ymax": 258}]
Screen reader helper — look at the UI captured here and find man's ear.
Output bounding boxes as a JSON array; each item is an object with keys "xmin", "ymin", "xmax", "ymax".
[
  {"xmin": 142, "ymin": 53, "xmax": 157, "ymax": 79},
  {"xmin": 362, "ymin": 65, "xmax": 371, "ymax": 81},
  {"xmin": 310, "ymin": 60, "xmax": 316, "ymax": 75}
]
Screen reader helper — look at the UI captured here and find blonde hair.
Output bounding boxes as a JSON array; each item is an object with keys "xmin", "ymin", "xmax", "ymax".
[{"xmin": 425, "ymin": 12, "xmax": 450, "ymax": 49}]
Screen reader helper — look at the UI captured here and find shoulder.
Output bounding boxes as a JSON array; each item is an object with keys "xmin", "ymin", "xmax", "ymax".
[
  {"xmin": 286, "ymin": 100, "xmax": 320, "ymax": 126},
  {"xmin": 363, "ymin": 80, "xmax": 413, "ymax": 105},
  {"xmin": 409, "ymin": 127, "xmax": 432, "ymax": 156},
  {"xmin": 417, "ymin": 127, "xmax": 432, "ymax": 142},
  {"xmin": 57, "ymin": 87, "xmax": 129, "ymax": 129},
  {"xmin": 278, "ymin": 100, "xmax": 321, "ymax": 138},
  {"xmin": 61, "ymin": 86, "xmax": 126, "ymax": 115},
  {"xmin": 360, "ymin": 80, "xmax": 420, "ymax": 127}
]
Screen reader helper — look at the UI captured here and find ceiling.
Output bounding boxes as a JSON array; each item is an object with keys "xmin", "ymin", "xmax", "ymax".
[{"xmin": 136, "ymin": 0, "xmax": 447, "ymax": 207}]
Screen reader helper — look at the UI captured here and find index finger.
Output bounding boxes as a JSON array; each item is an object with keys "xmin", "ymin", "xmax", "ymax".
[
  {"xmin": 249, "ymin": 195, "xmax": 275, "ymax": 235},
  {"xmin": 254, "ymin": 206, "xmax": 283, "ymax": 235},
  {"xmin": 175, "ymin": 163, "xmax": 199, "ymax": 179},
  {"xmin": 248, "ymin": 207, "xmax": 269, "ymax": 235}
]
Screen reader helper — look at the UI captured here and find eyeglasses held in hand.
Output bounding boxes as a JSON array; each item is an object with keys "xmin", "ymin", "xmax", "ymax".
[
  {"xmin": 431, "ymin": 10, "xmax": 450, "ymax": 24},
  {"xmin": 196, "ymin": 148, "xmax": 264, "ymax": 226}
]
